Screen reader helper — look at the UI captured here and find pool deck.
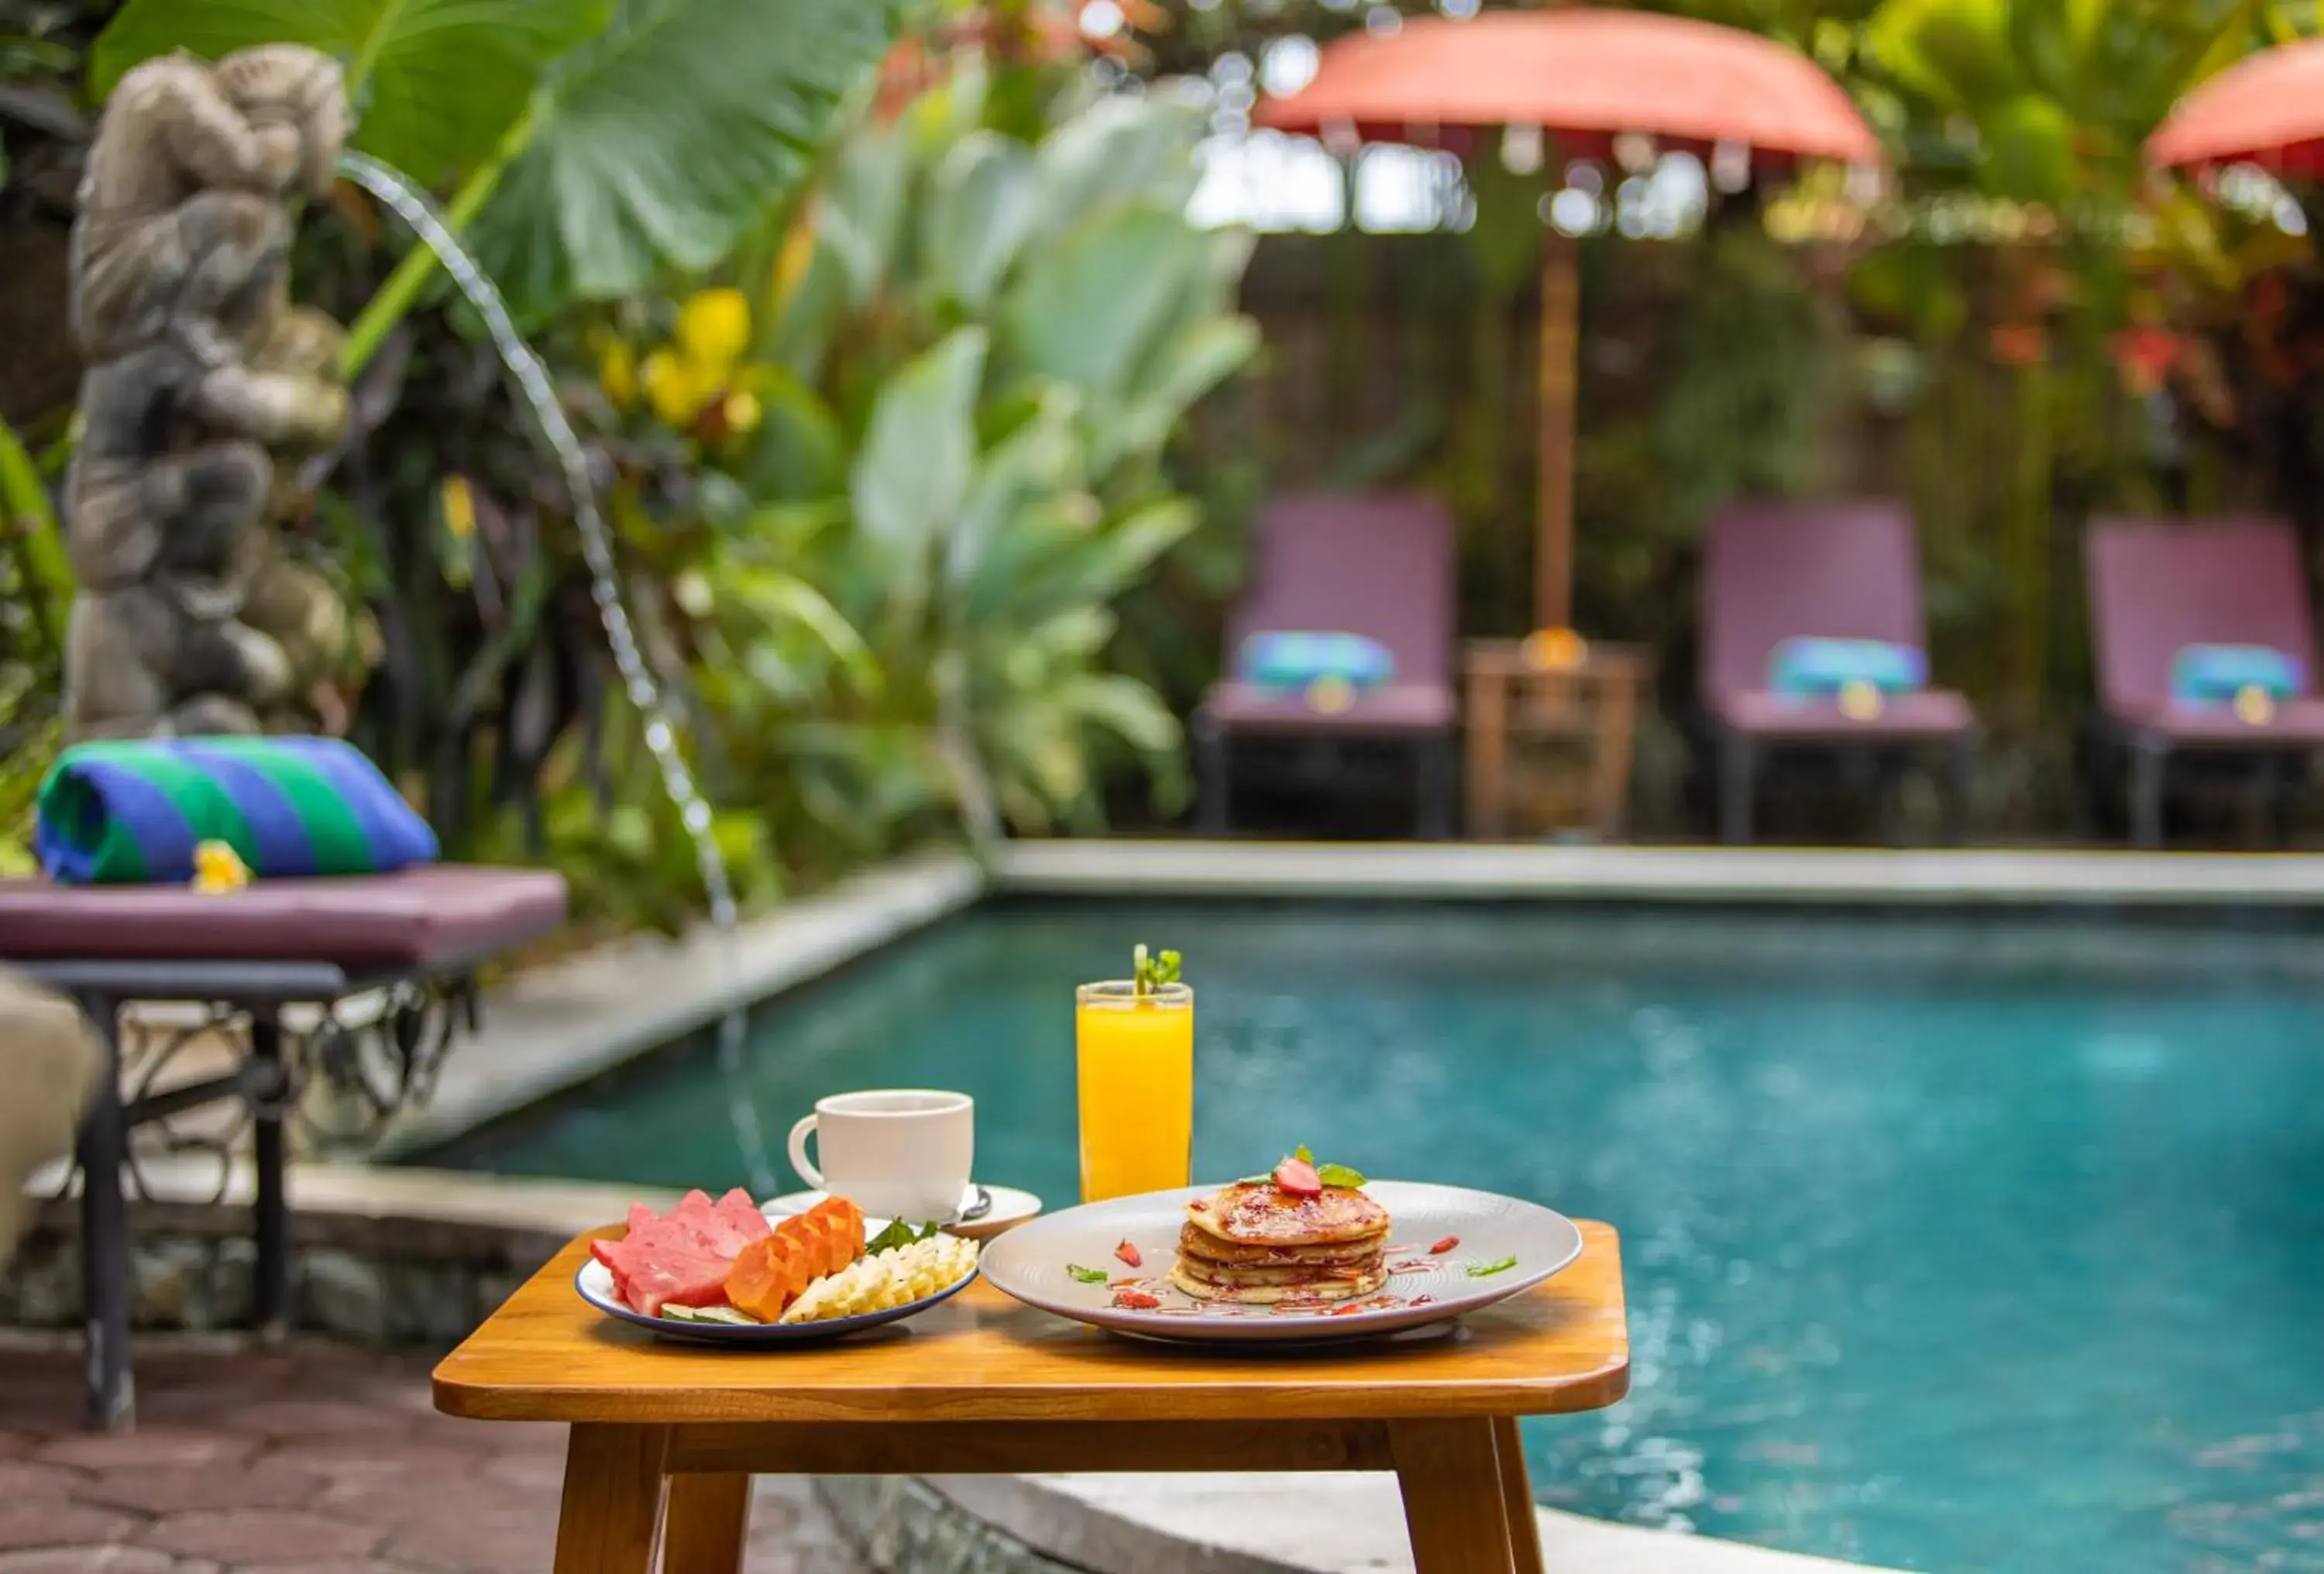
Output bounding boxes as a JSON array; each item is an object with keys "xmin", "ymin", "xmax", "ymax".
[{"xmin": 0, "ymin": 1336, "xmax": 866, "ymax": 1573}]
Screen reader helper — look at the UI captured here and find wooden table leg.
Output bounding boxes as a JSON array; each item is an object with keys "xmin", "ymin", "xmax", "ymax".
[
  {"xmin": 1493, "ymin": 1417, "xmax": 1545, "ymax": 1574},
  {"xmin": 1390, "ymin": 1418, "xmax": 1517, "ymax": 1572},
  {"xmin": 1591, "ymin": 673, "xmax": 1639, "ymax": 842},
  {"xmin": 554, "ymin": 1424, "xmax": 667, "ymax": 1574},
  {"xmin": 663, "ymin": 1473, "xmax": 753, "ymax": 1574},
  {"xmin": 1467, "ymin": 666, "xmax": 1509, "ymax": 838}
]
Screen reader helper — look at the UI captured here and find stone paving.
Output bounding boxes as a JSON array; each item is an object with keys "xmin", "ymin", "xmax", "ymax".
[{"xmin": 0, "ymin": 1339, "xmax": 870, "ymax": 1572}]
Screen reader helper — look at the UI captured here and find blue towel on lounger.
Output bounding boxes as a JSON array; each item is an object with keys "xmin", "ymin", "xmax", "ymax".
[
  {"xmin": 1238, "ymin": 631, "xmax": 1396, "ymax": 691},
  {"xmin": 35, "ymin": 737, "xmax": 438, "ymax": 885},
  {"xmin": 1768, "ymin": 638, "xmax": 1926, "ymax": 699},
  {"xmin": 2168, "ymin": 644, "xmax": 2302, "ymax": 707}
]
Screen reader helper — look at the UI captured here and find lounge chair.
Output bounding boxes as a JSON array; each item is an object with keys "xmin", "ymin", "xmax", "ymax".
[
  {"xmin": 2083, "ymin": 515, "xmax": 2324, "ymax": 848},
  {"xmin": 1700, "ymin": 500, "xmax": 1977, "ymax": 845},
  {"xmin": 1194, "ymin": 493, "xmax": 1457, "ymax": 837}
]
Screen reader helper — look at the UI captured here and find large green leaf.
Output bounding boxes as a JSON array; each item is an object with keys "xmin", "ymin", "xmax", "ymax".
[
  {"xmin": 927, "ymin": 132, "xmax": 1040, "ymax": 312},
  {"xmin": 1027, "ymin": 95, "xmax": 1204, "ymax": 244},
  {"xmin": 470, "ymin": 0, "xmax": 899, "ymax": 314},
  {"xmin": 1002, "ymin": 206, "xmax": 1212, "ymax": 400},
  {"xmin": 944, "ymin": 388, "xmax": 1083, "ymax": 597},
  {"xmin": 1864, "ymin": 0, "xmax": 2020, "ymax": 111},
  {"xmin": 851, "ymin": 326, "xmax": 988, "ymax": 569},
  {"xmin": 817, "ymin": 122, "xmax": 912, "ymax": 311},
  {"xmin": 1093, "ymin": 313, "xmax": 1259, "ymax": 472},
  {"xmin": 974, "ymin": 497, "xmax": 1198, "ymax": 629},
  {"xmin": 88, "ymin": 0, "xmax": 607, "ymax": 188},
  {"xmin": 1980, "ymin": 92, "xmax": 2075, "ymax": 206}
]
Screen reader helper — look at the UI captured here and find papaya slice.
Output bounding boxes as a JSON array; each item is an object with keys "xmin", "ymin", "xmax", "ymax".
[
  {"xmin": 792, "ymin": 1211, "xmax": 848, "ymax": 1278},
  {"xmin": 830, "ymin": 1197, "xmax": 865, "ymax": 1260},
  {"xmin": 767, "ymin": 1227, "xmax": 813, "ymax": 1301},
  {"xmin": 724, "ymin": 1235, "xmax": 791, "ymax": 1321}
]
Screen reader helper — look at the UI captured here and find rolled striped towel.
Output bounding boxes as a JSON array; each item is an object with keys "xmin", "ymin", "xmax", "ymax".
[{"xmin": 35, "ymin": 737, "xmax": 438, "ymax": 885}]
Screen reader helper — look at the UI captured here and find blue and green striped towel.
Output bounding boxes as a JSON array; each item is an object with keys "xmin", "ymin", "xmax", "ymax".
[{"xmin": 35, "ymin": 737, "xmax": 438, "ymax": 885}]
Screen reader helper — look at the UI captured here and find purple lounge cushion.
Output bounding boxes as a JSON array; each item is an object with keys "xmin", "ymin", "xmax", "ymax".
[
  {"xmin": 1204, "ymin": 679, "xmax": 1456, "ymax": 734},
  {"xmin": 1717, "ymin": 688, "xmax": 1975, "ymax": 741},
  {"xmin": 2125, "ymin": 697, "xmax": 2324, "ymax": 747},
  {"xmin": 0, "ymin": 865, "xmax": 567, "ymax": 969}
]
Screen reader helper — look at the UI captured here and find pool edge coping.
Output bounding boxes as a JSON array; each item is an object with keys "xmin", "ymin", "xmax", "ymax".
[{"xmin": 994, "ymin": 838, "xmax": 2324, "ymax": 904}]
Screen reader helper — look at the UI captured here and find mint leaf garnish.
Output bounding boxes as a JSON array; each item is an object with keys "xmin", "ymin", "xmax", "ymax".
[
  {"xmin": 1293, "ymin": 1143, "xmax": 1314, "ymax": 1164},
  {"xmin": 867, "ymin": 1218, "xmax": 943, "ymax": 1255},
  {"xmin": 1067, "ymin": 1263, "xmax": 1109, "ymax": 1284},
  {"xmin": 1315, "ymin": 1162, "xmax": 1366, "ymax": 1187},
  {"xmin": 1466, "ymin": 1256, "xmax": 1518, "ymax": 1278},
  {"xmin": 1133, "ymin": 943, "xmax": 1183, "ymax": 995}
]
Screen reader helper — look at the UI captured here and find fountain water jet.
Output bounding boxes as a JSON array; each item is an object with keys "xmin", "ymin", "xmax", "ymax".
[{"xmin": 335, "ymin": 151, "xmax": 775, "ymax": 1194}]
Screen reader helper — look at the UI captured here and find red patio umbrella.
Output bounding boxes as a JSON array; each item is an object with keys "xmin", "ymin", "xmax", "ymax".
[
  {"xmin": 1256, "ymin": 9, "xmax": 1881, "ymax": 632},
  {"xmin": 2147, "ymin": 37, "xmax": 2324, "ymax": 175}
]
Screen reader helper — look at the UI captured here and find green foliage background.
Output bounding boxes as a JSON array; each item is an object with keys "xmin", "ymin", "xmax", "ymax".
[{"xmin": 9, "ymin": 0, "xmax": 2324, "ymax": 898}]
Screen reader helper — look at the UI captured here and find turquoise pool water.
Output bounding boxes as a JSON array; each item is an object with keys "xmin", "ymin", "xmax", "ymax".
[{"xmin": 441, "ymin": 901, "xmax": 2324, "ymax": 1572}]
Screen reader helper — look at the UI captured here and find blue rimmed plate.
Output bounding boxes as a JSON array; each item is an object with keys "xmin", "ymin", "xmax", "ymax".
[{"xmin": 575, "ymin": 1216, "xmax": 978, "ymax": 1346}]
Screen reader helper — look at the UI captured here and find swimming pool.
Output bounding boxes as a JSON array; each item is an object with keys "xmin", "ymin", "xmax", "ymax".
[{"xmin": 437, "ymin": 899, "xmax": 2324, "ymax": 1572}]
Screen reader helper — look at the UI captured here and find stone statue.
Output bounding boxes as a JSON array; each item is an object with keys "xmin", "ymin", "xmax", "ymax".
[{"xmin": 62, "ymin": 45, "xmax": 355, "ymax": 741}]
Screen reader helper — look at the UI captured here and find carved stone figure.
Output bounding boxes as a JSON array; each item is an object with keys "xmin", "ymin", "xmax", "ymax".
[{"xmin": 62, "ymin": 43, "xmax": 354, "ymax": 741}]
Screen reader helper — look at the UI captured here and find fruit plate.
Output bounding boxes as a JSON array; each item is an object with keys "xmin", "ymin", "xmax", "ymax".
[
  {"xmin": 976, "ymin": 1181, "xmax": 1583, "ymax": 1345},
  {"xmin": 575, "ymin": 1216, "xmax": 977, "ymax": 1347}
]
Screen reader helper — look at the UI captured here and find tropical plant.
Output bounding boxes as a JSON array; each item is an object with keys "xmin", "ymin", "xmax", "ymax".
[
  {"xmin": 617, "ymin": 74, "xmax": 1259, "ymax": 848},
  {"xmin": 88, "ymin": 0, "xmax": 907, "ymax": 363}
]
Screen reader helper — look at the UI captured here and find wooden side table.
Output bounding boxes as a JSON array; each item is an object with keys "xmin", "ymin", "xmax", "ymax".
[
  {"xmin": 435, "ymin": 1222, "xmax": 1630, "ymax": 1573},
  {"xmin": 1463, "ymin": 639, "xmax": 1655, "ymax": 841}
]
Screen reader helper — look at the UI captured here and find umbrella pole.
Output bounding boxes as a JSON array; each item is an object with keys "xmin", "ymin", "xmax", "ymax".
[{"xmin": 1535, "ymin": 228, "xmax": 1580, "ymax": 631}]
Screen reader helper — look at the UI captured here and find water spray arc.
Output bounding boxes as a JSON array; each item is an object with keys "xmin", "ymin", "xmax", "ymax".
[{"xmin": 335, "ymin": 150, "xmax": 775, "ymax": 1194}]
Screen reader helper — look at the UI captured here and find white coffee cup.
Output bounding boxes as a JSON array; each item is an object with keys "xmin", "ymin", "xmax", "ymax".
[{"xmin": 787, "ymin": 1089, "xmax": 975, "ymax": 1224}]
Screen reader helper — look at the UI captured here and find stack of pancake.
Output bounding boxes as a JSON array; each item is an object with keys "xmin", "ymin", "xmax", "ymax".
[{"xmin": 1169, "ymin": 1179, "xmax": 1391, "ymax": 1303}]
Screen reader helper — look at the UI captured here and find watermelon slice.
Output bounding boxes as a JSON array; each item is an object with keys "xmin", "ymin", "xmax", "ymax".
[
  {"xmin": 592, "ymin": 1190, "xmax": 774, "ymax": 1317},
  {"xmin": 593, "ymin": 1221, "xmax": 733, "ymax": 1316},
  {"xmin": 666, "ymin": 1189, "xmax": 773, "ymax": 1258},
  {"xmin": 712, "ymin": 1187, "xmax": 774, "ymax": 1245}
]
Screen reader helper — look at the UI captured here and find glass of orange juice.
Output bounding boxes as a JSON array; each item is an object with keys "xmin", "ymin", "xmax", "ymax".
[{"xmin": 1076, "ymin": 972, "xmax": 1194, "ymax": 1203}]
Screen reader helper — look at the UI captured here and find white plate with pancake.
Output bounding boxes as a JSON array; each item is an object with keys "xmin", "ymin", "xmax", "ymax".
[{"xmin": 977, "ymin": 1180, "xmax": 1585, "ymax": 1344}]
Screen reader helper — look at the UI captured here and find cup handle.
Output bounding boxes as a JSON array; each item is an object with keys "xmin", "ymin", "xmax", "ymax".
[{"xmin": 786, "ymin": 1115, "xmax": 823, "ymax": 1190}]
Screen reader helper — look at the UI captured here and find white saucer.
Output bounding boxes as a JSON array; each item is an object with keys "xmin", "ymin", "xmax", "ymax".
[{"xmin": 763, "ymin": 1184, "xmax": 1043, "ymax": 1241}]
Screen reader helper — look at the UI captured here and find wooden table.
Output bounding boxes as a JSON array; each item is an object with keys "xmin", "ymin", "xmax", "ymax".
[
  {"xmin": 435, "ymin": 1221, "xmax": 1629, "ymax": 1573},
  {"xmin": 1463, "ymin": 640, "xmax": 1655, "ymax": 841}
]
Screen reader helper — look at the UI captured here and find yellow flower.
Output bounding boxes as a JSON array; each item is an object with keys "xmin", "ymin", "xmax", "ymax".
[
  {"xmin": 1305, "ymin": 675, "xmax": 1356, "ymax": 715},
  {"xmin": 442, "ymin": 475, "xmax": 476, "ymax": 540},
  {"xmin": 191, "ymin": 840, "xmax": 251, "ymax": 894},
  {"xmin": 598, "ymin": 339, "xmax": 638, "ymax": 407},
  {"xmin": 676, "ymin": 287, "xmax": 751, "ymax": 373},
  {"xmin": 721, "ymin": 390, "xmax": 762, "ymax": 435},
  {"xmin": 641, "ymin": 349, "xmax": 704, "ymax": 428}
]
